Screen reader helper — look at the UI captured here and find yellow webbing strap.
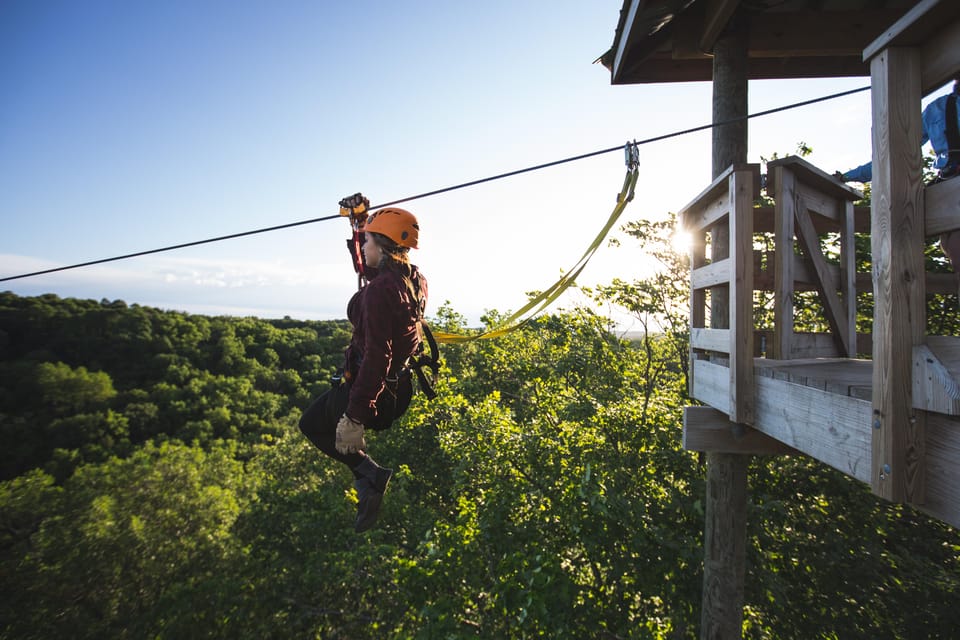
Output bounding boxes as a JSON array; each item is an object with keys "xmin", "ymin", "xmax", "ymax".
[{"xmin": 433, "ymin": 166, "xmax": 639, "ymax": 344}]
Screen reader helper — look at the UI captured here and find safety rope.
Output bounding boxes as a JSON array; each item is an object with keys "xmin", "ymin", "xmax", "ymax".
[
  {"xmin": 432, "ymin": 160, "xmax": 639, "ymax": 344},
  {"xmin": 0, "ymin": 85, "xmax": 870, "ymax": 284}
]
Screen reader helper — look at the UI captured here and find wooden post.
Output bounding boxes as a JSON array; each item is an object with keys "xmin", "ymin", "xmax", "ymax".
[
  {"xmin": 701, "ymin": 21, "xmax": 749, "ymax": 640},
  {"xmin": 728, "ymin": 167, "xmax": 756, "ymax": 424},
  {"xmin": 869, "ymin": 47, "xmax": 926, "ymax": 503},
  {"xmin": 772, "ymin": 165, "xmax": 796, "ymax": 360},
  {"xmin": 702, "ymin": 448, "xmax": 748, "ymax": 639}
]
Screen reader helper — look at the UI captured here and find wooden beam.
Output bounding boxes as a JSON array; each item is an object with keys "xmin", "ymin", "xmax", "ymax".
[
  {"xmin": 613, "ymin": 56, "xmax": 873, "ymax": 84},
  {"xmin": 924, "ymin": 175, "xmax": 960, "ymax": 236},
  {"xmin": 679, "ymin": 163, "xmax": 757, "ymax": 231},
  {"xmin": 797, "ymin": 182, "xmax": 844, "ymax": 222},
  {"xmin": 920, "ymin": 412, "xmax": 960, "ymax": 529},
  {"xmin": 692, "ymin": 259, "xmax": 731, "ymax": 291},
  {"xmin": 926, "ymin": 336, "xmax": 960, "ymax": 393},
  {"xmin": 780, "ymin": 332, "xmax": 872, "ymax": 361},
  {"xmin": 767, "ymin": 156, "xmax": 864, "ymax": 203},
  {"xmin": 752, "ymin": 11, "xmax": 911, "ymax": 58},
  {"xmin": 691, "ymin": 359, "xmax": 873, "ymax": 483},
  {"xmin": 672, "ymin": 1, "xmax": 708, "ymax": 60},
  {"xmin": 863, "ymin": 0, "xmax": 941, "ymax": 58},
  {"xmin": 689, "ymin": 210, "xmax": 708, "ymax": 397},
  {"xmin": 913, "ymin": 344, "xmax": 960, "ymax": 416},
  {"xmin": 683, "ymin": 196, "xmax": 732, "ymax": 235},
  {"xmin": 794, "ymin": 202, "xmax": 853, "ymax": 357},
  {"xmin": 610, "ymin": 0, "xmax": 644, "ymax": 85},
  {"xmin": 753, "ymin": 205, "xmax": 871, "ymax": 234},
  {"xmin": 699, "ymin": 0, "xmax": 741, "ymax": 54},
  {"xmin": 691, "ymin": 328, "xmax": 731, "ymax": 354},
  {"xmin": 684, "ymin": 406, "xmax": 797, "ymax": 455},
  {"xmin": 920, "ymin": 16, "xmax": 960, "ymax": 94},
  {"xmin": 869, "ymin": 47, "xmax": 927, "ymax": 504},
  {"xmin": 862, "ymin": 0, "xmax": 958, "ymax": 67}
]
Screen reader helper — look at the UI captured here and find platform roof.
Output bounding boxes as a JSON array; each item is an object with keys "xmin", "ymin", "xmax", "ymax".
[{"xmin": 600, "ymin": 0, "xmax": 922, "ymax": 84}]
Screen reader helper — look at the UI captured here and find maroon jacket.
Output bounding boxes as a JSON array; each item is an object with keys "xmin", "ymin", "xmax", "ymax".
[{"xmin": 344, "ymin": 265, "xmax": 427, "ymax": 424}]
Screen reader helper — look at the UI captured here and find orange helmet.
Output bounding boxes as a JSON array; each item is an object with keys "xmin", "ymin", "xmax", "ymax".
[{"xmin": 364, "ymin": 207, "xmax": 419, "ymax": 249}]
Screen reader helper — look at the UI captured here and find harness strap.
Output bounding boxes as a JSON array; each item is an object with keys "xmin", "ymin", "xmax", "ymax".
[
  {"xmin": 347, "ymin": 232, "xmax": 365, "ymax": 289},
  {"xmin": 406, "ymin": 320, "xmax": 440, "ymax": 399},
  {"xmin": 396, "ymin": 267, "xmax": 440, "ymax": 399}
]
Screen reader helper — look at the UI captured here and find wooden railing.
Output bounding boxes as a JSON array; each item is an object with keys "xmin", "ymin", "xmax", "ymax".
[
  {"xmin": 680, "ymin": 153, "xmax": 960, "ymax": 514},
  {"xmin": 681, "ymin": 163, "xmax": 759, "ymax": 425},
  {"xmin": 680, "ymin": 158, "xmax": 867, "ymax": 422},
  {"xmin": 681, "ymin": 155, "xmax": 960, "ymax": 398},
  {"xmin": 680, "ymin": 0, "xmax": 960, "ymax": 531},
  {"xmin": 766, "ymin": 157, "xmax": 863, "ymax": 359}
]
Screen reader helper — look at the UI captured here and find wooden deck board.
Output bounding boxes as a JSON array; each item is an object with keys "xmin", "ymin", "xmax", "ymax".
[
  {"xmin": 689, "ymin": 355, "xmax": 960, "ymax": 528},
  {"xmin": 754, "ymin": 357, "xmax": 873, "ymax": 401}
]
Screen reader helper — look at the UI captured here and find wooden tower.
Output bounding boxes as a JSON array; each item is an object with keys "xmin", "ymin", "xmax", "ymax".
[{"xmin": 603, "ymin": 0, "xmax": 960, "ymax": 637}]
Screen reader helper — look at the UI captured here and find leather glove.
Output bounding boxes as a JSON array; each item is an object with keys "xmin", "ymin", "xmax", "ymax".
[{"xmin": 335, "ymin": 414, "xmax": 366, "ymax": 454}]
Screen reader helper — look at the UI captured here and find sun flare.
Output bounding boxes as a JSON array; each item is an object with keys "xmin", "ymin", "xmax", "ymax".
[{"xmin": 671, "ymin": 229, "xmax": 693, "ymax": 255}]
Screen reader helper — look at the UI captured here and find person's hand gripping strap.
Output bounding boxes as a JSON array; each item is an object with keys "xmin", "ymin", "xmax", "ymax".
[{"xmin": 335, "ymin": 414, "xmax": 366, "ymax": 454}]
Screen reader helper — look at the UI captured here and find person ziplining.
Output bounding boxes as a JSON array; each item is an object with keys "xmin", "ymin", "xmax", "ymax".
[
  {"xmin": 298, "ymin": 196, "xmax": 433, "ymax": 532},
  {"xmin": 294, "ymin": 144, "xmax": 639, "ymax": 532}
]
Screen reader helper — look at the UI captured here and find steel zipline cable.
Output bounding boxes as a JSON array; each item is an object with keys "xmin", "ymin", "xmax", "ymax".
[{"xmin": 1, "ymin": 85, "xmax": 869, "ymax": 283}]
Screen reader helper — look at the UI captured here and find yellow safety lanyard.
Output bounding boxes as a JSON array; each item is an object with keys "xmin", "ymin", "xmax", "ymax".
[{"xmin": 433, "ymin": 145, "xmax": 639, "ymax": 344}]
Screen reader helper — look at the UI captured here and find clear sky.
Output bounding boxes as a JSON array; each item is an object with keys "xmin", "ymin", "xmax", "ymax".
[{"xmin": 0, "ymin": 0, "xmax": 918, "ymax": 329}]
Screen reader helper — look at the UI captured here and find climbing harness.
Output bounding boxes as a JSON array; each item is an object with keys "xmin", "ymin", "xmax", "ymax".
[
  {"xmin": 332, "ymin": 319, "xmax": 439, "ymax": 414},
  {"xmin": 431, "ymin": 141, "xmax": 640, "ymax": 344}
]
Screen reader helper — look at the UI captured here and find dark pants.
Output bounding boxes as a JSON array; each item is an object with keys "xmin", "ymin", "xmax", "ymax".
[
  {"xmin": 299, "ymin": 373, "xmax": 410, "ymax": 472},
  {"xmin": 299, "ymin": 385, "xmax": 365, "ymax": 472}
]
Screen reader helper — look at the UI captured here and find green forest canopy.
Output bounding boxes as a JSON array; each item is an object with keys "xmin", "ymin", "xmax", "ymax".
[{"xmin": 2, "ymin": 288, "xmax": 958, "ymax": 639}]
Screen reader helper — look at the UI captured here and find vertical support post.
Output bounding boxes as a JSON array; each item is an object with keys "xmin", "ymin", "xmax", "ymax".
[
  {"xmin": 690, "ymin": 227, "xmax": 707, "ymax": 397},
  {"xmin": 701, "ymin": 21, "xmax": 749, "ymax": 640},
  {"xmin": 701, "ymin": 448, "xmax": 748, "ymax": 640},
  {"xmin": 729, "ymin": 168, "xmax": 755, "ymax": 424},
  {"xmin": 772, "ymin": 165, "xmax": 796, "ymax": 359},
  {"xmin": 841, "ymin": 197, "xmax": 858, "ymax": 356},
  {"xmin": 869, "ymin": 47, "xmax": 927, "ymax": 503}
]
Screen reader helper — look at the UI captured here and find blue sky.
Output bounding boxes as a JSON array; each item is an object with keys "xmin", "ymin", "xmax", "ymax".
[{"xmin": 0, "ymin": 1, "xmax": 903, "ymax": 328}]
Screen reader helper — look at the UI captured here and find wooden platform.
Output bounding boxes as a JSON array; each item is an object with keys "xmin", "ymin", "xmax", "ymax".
[{"xmin": 685, "ymin": 355, "xmax": 960, "ymax": 529}]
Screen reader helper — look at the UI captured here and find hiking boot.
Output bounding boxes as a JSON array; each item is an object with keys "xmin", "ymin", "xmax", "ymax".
[{"xmin": 352, "ymin": 456, "xmax": 392, "ymax": 532}]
